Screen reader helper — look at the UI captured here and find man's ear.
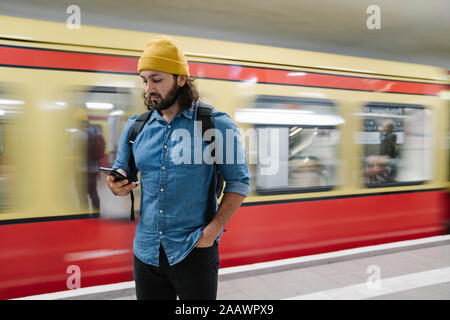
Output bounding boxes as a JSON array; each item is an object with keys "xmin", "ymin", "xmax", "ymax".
[{"xmin": 178, "ymin": 75, "xmax": 188, "ymax": 87}]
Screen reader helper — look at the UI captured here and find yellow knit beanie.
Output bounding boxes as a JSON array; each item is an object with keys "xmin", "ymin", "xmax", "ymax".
[{"xmin": 137, "ymin": 36, "xmax": 189, "ymax": 76}]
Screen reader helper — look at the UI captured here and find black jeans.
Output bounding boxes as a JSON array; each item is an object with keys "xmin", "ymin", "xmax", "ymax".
[{"xmin": 133, "ymin": 243, "xmax": 219, "ymax": 300}]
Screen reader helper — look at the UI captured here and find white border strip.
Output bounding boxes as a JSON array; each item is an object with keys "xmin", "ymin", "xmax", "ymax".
[
  {"xmin": 12, "ymin": 235, "xmax": 450, "ymax": 300},
  {"xmin": 13, "ymin": 281, "xmax": 135, "ymax": 300},
  {"xmin": 286, "ymin": 266, "xmax": 450, "ymax": 300},
  {"xmin": 219, "ymin": 234, "xmax": 450, "ymax": 275}
]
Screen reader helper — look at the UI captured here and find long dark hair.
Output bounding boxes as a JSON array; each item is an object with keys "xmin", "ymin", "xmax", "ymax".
[{"xmin": 174, "ymin": 76, "xmax": 199, "ymax": 110}]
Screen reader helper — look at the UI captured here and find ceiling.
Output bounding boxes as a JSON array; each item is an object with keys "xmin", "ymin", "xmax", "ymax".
[{"xmin": 0, "ymin": 0, "xmax": 449, "ymax": 69}]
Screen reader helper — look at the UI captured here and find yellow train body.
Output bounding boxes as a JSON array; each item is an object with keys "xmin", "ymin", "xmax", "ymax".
[{"xmin": 0, "ymin": 15, "xmax": 448, "ymax": 222}]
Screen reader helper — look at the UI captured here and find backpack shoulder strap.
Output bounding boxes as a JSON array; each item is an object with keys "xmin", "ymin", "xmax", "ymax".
[
  {"xmin": 127, "ymin": 110, "xmax": 152, "ymax": 221},
  {"xmin": 196, "ymin": 102, "xmax": 214, "ymax": 140},
  {"xmin": 196, "ymin": 102, "xmax": 225, "ymax": 224},
  {"xmin": 128, "ymin": 110, "xmax": 153, "ymax": 148},
  {"xmin": 128, "ymin": 110, "xmax": 152, "ymax": 182}
]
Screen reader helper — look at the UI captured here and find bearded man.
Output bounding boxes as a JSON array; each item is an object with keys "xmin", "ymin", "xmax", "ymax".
[{"xmin": 107, "ymin": 36, "xmax": 251, "ymax": 300}]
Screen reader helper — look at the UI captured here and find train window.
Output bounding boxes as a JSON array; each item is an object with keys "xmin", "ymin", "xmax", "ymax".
[
  {"xmin": 357, "ymin": 102, "xmax": 431, "ymax": 187},
  {"xmin": 66, "ymin": 86, "xmax": 134, "ymax": 215},
  {"xmin": 0, "ymin": 85, "xmax": 25, "ymax": 213},
  {"xmin": 235, "ymin": 95, "xmax": 343, "ymax": 195}
]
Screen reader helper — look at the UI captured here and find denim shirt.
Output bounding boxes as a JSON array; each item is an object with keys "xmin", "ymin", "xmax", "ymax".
[{"xmin": 113, "ymin": 101, "xmax": 251, "ymax": 266}]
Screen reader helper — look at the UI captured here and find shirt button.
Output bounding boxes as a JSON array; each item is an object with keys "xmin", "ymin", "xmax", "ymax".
[
  {"xmin": 159, "ymin": 209, "xmax": 163, "ymax": 214},
  {"xmin": 160, "ymin": 188, "xmax": 164, "ymax": 192},
  {"xmin": 167, "ymin": 125, "xmax": 171, "ymax": 129},
  {"xmin": 161, "ymin": 166, "xmax": 166, "ymax": 170},
  {"xmin": 163, "ymin": 145, "xmax": 167, "ymax": 149},
  {"xmin": 159, "ymin": 231, "xmax": 163, "ymax": 235}
]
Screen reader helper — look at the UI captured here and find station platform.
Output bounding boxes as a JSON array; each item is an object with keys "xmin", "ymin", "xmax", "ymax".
[{"xmin": 16, "ymin": 235, "xmax": 450, "ymax": 300}]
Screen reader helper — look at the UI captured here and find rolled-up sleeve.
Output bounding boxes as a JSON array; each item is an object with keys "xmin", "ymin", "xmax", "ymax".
[
  {"xmin": 112, "ymin": 114, "xmax": 139, "ymax": 175},
  {"xmin": 213, "ymin": 111, "xmax": 252, "ymax": 197}
]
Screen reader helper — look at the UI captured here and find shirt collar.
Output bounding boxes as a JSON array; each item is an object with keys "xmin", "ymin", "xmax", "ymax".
[
  {"xmin": 148, "ymin": 108, "xmax": 160, "ymax": 124},
  {"xmin": 180, "ymin": 101, "xmax": 197, "ymax": 120}
]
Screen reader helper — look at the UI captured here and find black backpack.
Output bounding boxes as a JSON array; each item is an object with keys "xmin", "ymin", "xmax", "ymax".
[{"xmin": 126, "ymin": 102, "xmax": 224, "ymax": 221}]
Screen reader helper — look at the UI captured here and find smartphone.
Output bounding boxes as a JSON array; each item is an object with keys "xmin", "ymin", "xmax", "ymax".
[{"xmin": 99, "ymin": 167, "xmax": 128, "ymax": 181}]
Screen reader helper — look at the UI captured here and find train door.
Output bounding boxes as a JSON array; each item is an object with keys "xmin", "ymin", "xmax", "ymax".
[
  {"xmin": 65, "ymin": 86, "xmax": 137, "ymax": 218},
  {"xmin": 0, "ymin": 84, "xmax": 25, "ymax": 216}
]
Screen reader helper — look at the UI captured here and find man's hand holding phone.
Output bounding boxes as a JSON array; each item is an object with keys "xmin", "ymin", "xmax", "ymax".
[{"xmin": 104, "ymin": 168, "xmax": 140, "ymax": 196}]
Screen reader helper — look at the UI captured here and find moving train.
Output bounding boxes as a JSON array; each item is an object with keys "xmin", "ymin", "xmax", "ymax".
[{"xmin": 0, "ymin": 15, "xmax": 448, "ymax": 299}]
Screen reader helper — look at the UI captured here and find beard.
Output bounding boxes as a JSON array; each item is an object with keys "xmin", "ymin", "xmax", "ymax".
[{"xmin": 143, "ymin": 81, "xmax": 179, "ymax": 111}]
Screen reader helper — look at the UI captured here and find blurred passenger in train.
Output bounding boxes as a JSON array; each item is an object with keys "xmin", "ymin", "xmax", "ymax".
[
  {"xmin": 73, "ymin": 109, "xmax": 105, "ymax": 212},
  {"xmin": 289, "ymin": 156, "xmax": 326, "ymax": 188},
  {"xmin": 107, "ymin": 36, "xmax": 250, "ymax": 300},
  {"xmin": 366, "ymin": 119, "xmax": 398, "ymax": 183}
]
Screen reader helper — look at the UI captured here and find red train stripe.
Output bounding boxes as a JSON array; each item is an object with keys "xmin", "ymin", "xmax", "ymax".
[
  {"xmin": 0, "ymin": 45, "xmax": 137, "ymax": 73},
  {"xmin": 0, "ymin": 190, "xmax": 446, "ymax": 299},
  {"xmin": 189, "ymin": 63, "xmax": 447, "ymax": 95},
  {"xmin": 0, "ymin": 45, "xmax": 447, "ymax": 95}
]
